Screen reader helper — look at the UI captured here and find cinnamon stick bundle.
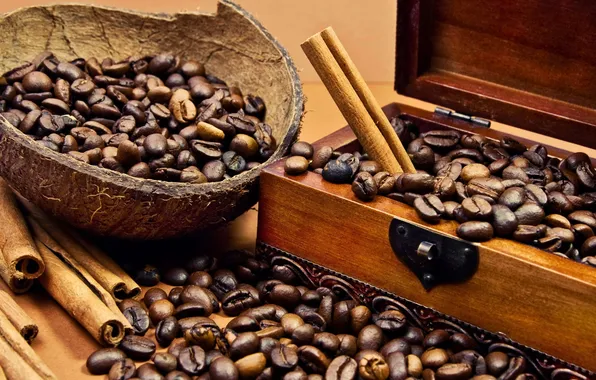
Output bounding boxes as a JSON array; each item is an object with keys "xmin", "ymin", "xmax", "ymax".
[
  {"xmin": 28, "ymin": 219, "xmax": 132, "ymax": 334},
  {"xmin": 0, "ymin": 335, "xmax": 42, "ymax": 380},
  {"xmin": 0, "ymin": 290, "xmax": 38, "ymax": 342},
  {"xmin": 0, "ymin": 310, "xmax": 56, "ymax": 379},
  {"xmin": 0, "ymin": 180, "xmax": 44, "ymax": 284},
  {"xmin": 22, "ymin": 199, "xmax": 140, "ymax": 301},
  {"xmin": 0, "ymin": 364, "xmax": 6, "ymax": 380},
  {"xmin": 35, "ymin": 240, "xmax": 125, "ymax": 346}
]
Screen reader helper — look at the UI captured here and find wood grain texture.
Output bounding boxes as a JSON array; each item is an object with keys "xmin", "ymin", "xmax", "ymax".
[
  {"xmin": 257, "ymin": 103, "xmax": 596, "ymax": 371},
  {"xmin": 395, "ymin": 0, "xmax": 596, "ymax": 148}
]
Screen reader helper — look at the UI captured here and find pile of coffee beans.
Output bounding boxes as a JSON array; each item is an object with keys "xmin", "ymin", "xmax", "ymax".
[
  {"xmin": 87, "ymin": 250, "xmax": 539, "ymax": 379},
  {"xmin": 283, "ymin": 118, "xmax": 596, "ymax": 266},
  {"xmin": 0, "ymin": 51, "xmax": 274, "ymax": 183}
]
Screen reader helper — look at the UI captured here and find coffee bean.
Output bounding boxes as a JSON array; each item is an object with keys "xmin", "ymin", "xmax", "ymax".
[
  {"xmin": 235, "ymin": 352, "xmax": 267, "ymax": 379},
  {"xmin": 209, "ymin": 356, "xmax": 239, "ymax": 380},
  {"xmin": 311, "ymin": 146, "xmax": 333, "ymax": 169},
  {"xmin": 144, "ymin": 288, "xmax": 167, "ymax": 308},
  {"xmin": 460, "ymin": 163, "xmax": 490, "ymax": 182},
  {"xmin": 119, "ymin": 300, "xmax": 150, "ymax": 336},
  {"xmin": 149, "ymin": 299, "xmax": 175, "ymax": 325},
  {"xmin": 352, "ymin": 172, "xmax": 378, "ymax": 201},
  {"xmin": 414, "ymin": 194, "xmax": 445, "ymax": 224},
  {"xmin": 292, "ymin": 324, "xmax": 315, "ymax": 346},
  {"xmin": 374, "ymin": 310, "xmax": 406, "ymax": 335},
  {"xmin": 297, "ymin": 345, "xmax": 330, "ymax": 375},
  {"xmin": 286, "ymin": 156, "xmax": 310, "ymax": 176},
  {"xmin": 380, "ymin": 338, "xmax": 411, "ymax": 358},
  {"xmin": 162, "ymin": 268, "xmax": 189, "ymax": 286},
  {"xmin": 492, "ymin": 205, "xmax": 518, "ymax": 237},
  {"xmin": 120, "ymin": 335, "xmax": 156, "ymax": 361},
  {"xmin": 514, "ymin": 203, "xmax": 545, "ymax": 225},
  {"xmin": 322, "ymin": 159, "xmax": 355, "ymax": 184},
  {"xmin": 422, "ymin": 130, "xmax": 460, "ymax": 149},
  {"xmin": 435, "ymin": 363, "xmax": 473, "ymax": 380},
  {"xmin": 358, "ymin": 350, "xmax": 389, "ymax": 380},
  {"xmin": 153, "ymin": 315, "xmax": 179, "ymax": 347},
  {"xmin": 462, "ymin": 196, "xmax": 493, "ymax": 220},
  {"xmin": 144, "ymin": 133, "xmax": 168, "ymax": 157},
  {"xmin": 108, "ymin": 359, "xmax": 136, "ymax": 380},
  {"xmin": 270, "ymin": 343, "xmax": 299, "ymax": 371},
  {"xmin": 153, "ymin": 352, "xmax": 178, "ymax": 374},
  {"xmin": 86, "ymin": 348, "xmax": 127, "ymax": 375},
  {"xmin": 421, "ymin": 348, "xmax": 449, "ymax": 368},
  {"xmin": 485, "ymin": 352, "xmax": 509, "ymax": 376},
  {"xmin": 467, "ymin": 178, "xmax": 504, "ymax": 201},
  {"xmin": 222, "ymin": 286, "xmax": 261, "ymax": 316},
  {"xmin": 23, "ymin": 71, "xmax": 53, "ymax": 93},
  {"xmin": 456, "ymin": 221, "xmax": 494, "ymax": 242},
  {"xmin": 290, "ymin": 141, "xmax": 314, "ymax": 159},
  {"xmin": 178, "ymin": 346, "xmax": 206, "ymax": 375},
  {"xmin": 358, "ymin": 325, "xmax": 384, "ymax": 351}
]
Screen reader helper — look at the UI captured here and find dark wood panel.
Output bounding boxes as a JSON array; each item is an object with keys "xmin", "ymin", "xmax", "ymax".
[{"xmin": 395, "ymin": 0, "xmax": 596, "ymax": 148}]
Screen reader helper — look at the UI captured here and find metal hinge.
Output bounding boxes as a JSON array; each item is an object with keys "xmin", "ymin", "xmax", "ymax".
[{"xmin": 434, "ymin": 106, "xmax": 491, "ymax": 128}]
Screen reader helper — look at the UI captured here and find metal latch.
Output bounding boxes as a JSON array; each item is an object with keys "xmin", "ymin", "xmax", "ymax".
[
  {"xmin": 434, "ymin": 106, "xmax": 491, "ymax": 128},
  {"xmin": 388, "ymin": 218, "xmax": 479, "ymax": 291}
]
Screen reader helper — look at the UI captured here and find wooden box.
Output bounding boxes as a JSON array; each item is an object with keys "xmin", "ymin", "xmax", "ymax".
[{"xmin": 257, "ymin": 0, "xmax": 596, "ymax": 375}]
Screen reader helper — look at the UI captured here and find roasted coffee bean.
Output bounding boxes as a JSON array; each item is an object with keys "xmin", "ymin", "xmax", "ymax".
[
  {"xmin": 421, "ymin": 348, "xmax": 449, "ymax": 368},
  {"xmin": 460, "ymin": 164, "xmax": 490, "ymax": 182},
  {"xmin": 162, "ymin": 268, "xmax": 189, "ymax": 286},
  {"xmin": 155, "ymin": 316, "xmax": 180, "ymax": 347},
  {"xmin": 357, "ymin": 350, "xmax": 389, "ymax": 380},
  {"xmin": 210, "ymin": 269, "xmax": 238, "ymax": 299},
  {"xmin": 209, "ymin": 356, "xmax": 239, "ymax": 380},
  {"xmin": 222, "ymin": 286, "xmax": 261, "ymax": 316},
  {"xmin": 144, "ymin": 288, "xmax": 168, "ymax": 308},
  {"xmin": 311, "ymin": 146, "xmax": 334, "ymax": 170},
  {"xmin": 414, "ymin": 194, "xmax": 445, "ymax": 223},
  {"xmin": 422, "ymin": 130, "xmax": 460, "ymax": 149},
  {"xmin": 235, "ymin": 353, "xmax": 267, "ymax": 379},
  {"xmin": 467, "ymin": 178, "xmax": 504, "ymax": 200},
  {"xmin": 185, "ymin": 325, "xmax": 216, "ymax": 350},
  {"xmin": 352, "ymin": 172, "xmax": 378, "ymax": 201},
  {"xmin": 335, "ymin": 334, "xmax": 358, "ymax": 357},
  {"xmin": 120, "ymin": 335, "xmax": 156, "ymax": 361},
  {"xmin": 380, "ymin": 338, "xmax": 411, "ymax": 358},
  {"xmin": 349, "ymin": 306, "xmax": 371, "ymax": 335},
  {"xmin": 292, "ymin": 324, "xmax": 315, "ymax": 346},
  {"xmin": 524, "ymin": 184, "xmax": 547, "ymax": 206},
  {"xmin": 492, "ymin": 204, "xmax": 518, "ymax": 237},
  {"xmin": 291, "ymin": 141, "xmax": 314, "ymax": 159},
  {"xmin": 187, "ymin": 271, "xmax": 212, "ymax": 288},
  {"xmin": 149, "ymin": 299, "xmax": 175, "ymax": 325},
  {"xmin": 374, "ymin": 310, "xmax": 406, "ymax": 334},
  {"xmin": 326, "ymin": 355, "xmax": 357, "ymax": 380},
  {"xmin": 271, "ymin": 344, "xmax": 300, "ymax": 371},
  {"xmin": 120, "ymin": 300, "xmax": 150, "ymax": 336},
  {"xmin": 297, "ymin": 345, "xmax": 330, "ymax": 375},
  {"xmin": 514, "ymin": 203, "xmax": 545, "ymax": 225},
  {"xmin": 435, "ymin": 363, "xmax": 473, "ymax": 380},
  {"xmin": 286, "ymin": 156, "xmax": 310, "ymax": 176},
  {"xmin": 136, "ymin": 363, "xmax": 163, "ymax": 380},
  {"xmin": 178, "ymin": 346, "xmax": 206, "ymax": 375},
  {"xmin": 358, "ymin": 325, "xmax": 384, "ymax": 351},
  {"xmin": 423, "ymin": 330, "xmax": 450, "ymax": 348},
  {"xmin": 322, "ymin": 159, "xmax": 354, "ymax": 184},
  {"xmin": 485, "ymin": 352, "xmax": 509, "ymax": 377},
  {"xmin": 457, "ymin": 221, "xmax": 494, "ymax": 242},
  {"xmin": 164, "ymin": 370, "xmax": 191, "ymax": 380},
  {"xmin": 108, "ymin": 359, "xmax": 137, "ymax": 380},
  {"xmin": 87, "ymin": 348, "xmax": 127, "ymax": 375},
  {"xmin": 462, "ymin": 196, "xmax": 492, "ymax": 220}
]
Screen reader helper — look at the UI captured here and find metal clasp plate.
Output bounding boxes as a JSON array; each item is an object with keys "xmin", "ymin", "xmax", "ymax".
[{"xmin": 389, "ymin": 218, "xmax": 479, "ymax": 291}]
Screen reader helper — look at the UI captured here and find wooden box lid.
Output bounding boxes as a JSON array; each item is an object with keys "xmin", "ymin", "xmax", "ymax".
[{"xmin": 395, "ymin": 0, "xmax": 596, "ymax": 148}]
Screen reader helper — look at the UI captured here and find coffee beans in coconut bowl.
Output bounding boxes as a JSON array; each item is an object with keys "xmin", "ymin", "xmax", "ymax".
[{"xmin": 0, "ymin": 0, "xmax": 303, "ymax": 239}]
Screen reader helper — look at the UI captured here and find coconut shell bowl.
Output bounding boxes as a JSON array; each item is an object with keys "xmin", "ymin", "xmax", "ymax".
[{"xmin": 0, "ymin": 0, "xmax": 303, "ymax": 239}]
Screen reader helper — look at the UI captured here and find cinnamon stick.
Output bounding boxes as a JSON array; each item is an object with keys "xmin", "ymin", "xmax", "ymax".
[
  {"xmin": 0, "ymin": 251, "xmax": 33, "ymax": 294},
  {"xmin": 0, "ymin": 310, "xmax": 56, "ymax": 379},
  {"xmin": 320, "ymin": 27, "xmax": 416, "ymax": 174},
  {"xmin": 27, "ymin": 219, "xmax": 132, "ymax": 334},
  {"xmin": 0, "ymin": 364, "xmax": 6, "ymax": 380},
  {"xmin": 0, "ymin": 335, "xmax": 42, "ymax": 380},
  {"xmin": 0, "ymin": 290, "xmax": 38, "ymax": 342},
  {"xmin": 301, "ymin": 34, "xmax": 403, "ymax": 173},
  {"xmin": 35, "ymin": 240, "xmax": 125, "ymax": 346},
  {"xmin": 22, "ymin": 199, "xmax": 139, "ymax": 301},
  {"xmin": 68, "ymin": 227, "xmax": 141, "ymax": 300},
  {"xmin": 0, "ymin": 180, "xmax": 44, "ymax": 281}
]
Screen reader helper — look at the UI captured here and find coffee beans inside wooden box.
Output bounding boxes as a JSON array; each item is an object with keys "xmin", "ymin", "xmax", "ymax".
[
  {"xmin": 284, "ymin": 116, "xmax": 596, "ymax": 267},
  {"xmin": 0, "ymin": 51, "xmax": 274, "ymax": 183}
]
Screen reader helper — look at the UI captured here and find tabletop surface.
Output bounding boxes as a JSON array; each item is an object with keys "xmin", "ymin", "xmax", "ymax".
[{"xmin": 2, "ymin": 83, "xmax": 595, "ymax": 379}]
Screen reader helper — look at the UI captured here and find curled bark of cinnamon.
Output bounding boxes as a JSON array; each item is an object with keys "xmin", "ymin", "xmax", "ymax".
[
  {"xmin": 35, "ymin": 240, "xmax": 125, "ymax": 346},
  {"xmin": 0, "ymin": 180, "xmax": 44, "ymax": 284},
  {"xmin": 0, "ymin": 335, "xmax": 42, "ymax": 380}
]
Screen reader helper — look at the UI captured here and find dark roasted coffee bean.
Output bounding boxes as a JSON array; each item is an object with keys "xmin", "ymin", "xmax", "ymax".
[
  {"xmin": 310, "ymin": 146, "xmax": 333, "ymax": 170},
  {"xmin": 357, "ymin": 350, "xmax": 389, "ymax": 380},
  {"xmin": 137, "ymin": 363, "xmax": 162, "ymax": 380},
  {"xmin": 187, "ymin": 271, "xmax": 212, "ymax": 288},
  {"xmin": 153, "ymin": 352, "xmax": 178, "ymax": 374},
  {"xmin": 423, "ymin": 330, "xmax": 449, "ymax": 348},
  {"xmin": 297, "ymin": 345, "xmax": 330, "ymax": 375},
  {"xmin": 485, "ymin": 352, "xmax": 509, "ymax": 377},
  {"xmin": 178, "ymin": 346, "xmax": 206, "ymax": 375},
  {"xmin": 375, "ymin": 310, "xmax": 406, "ymax": 335},
  {"xmin": 322, "ymin": 159, "xmax": 354, "ymax": 184},
  {"xmin": 120, "ymin": 335, "xmax": 156, "ymax": 361},
  {"xmin": 155, "ymin": 316, "xmax": 179, "ymax": 347},
  {"xmin": 162, "ymin": 268, "xmax": 189, "ymax": 286},
  {"xmin": 312, "ymin": 332, "xmax": 339, "ymax": 357},
  {"xmin": 498, "ymin": 187, "xmax": 525, "ymax": 210},
  {"xmin": 87, "ymin": 348, "xmax": 127, "ymax": 375},
  {"xmin": 492, "ymin": 204, "xmax": 518, "ymax": 237},
  {"xmin": 462, "ymin": 196, "xmax": 492, "ymax": 220},
  {"xmin": 352, "ymin": 172, "xmax": 378, "ymax": 201},
  {"xmin": 457, "ymin": 221, "xmax": 494, "ymax": 242},
  {"xmin": 514, "ymin": 203, "xmax": 545, "ymax": 225},
  {"xmin": 270, "ymin": 344, "xmax": 299, "ymax": 371},
  {"xmin": 120, "ymin": 300, "xmax": 150, "ymax": 336},
  {"xmin": 292, "ymin": 323, "xmax": 315, "ymax": 346},
  {"xmin": 422, "ymin": 130, "xmax": 460, "ymax": 149},
  {"xmin": 290, "ymin": 141, "xmax": 314, "ymax": 159},
  {"xmin": 285, "ymin": 156, "xmax": 310, "ymax": 176},
  {"xmin": 380, "ymin": 338, "xmax": 411, "ymax": 358},
  {"xmin": 144, "ymin": 288, "xmax": 168, "ymax": 308},
  {"xmin": 358, "ymin": 325, "xmax": 384, "ymax": 351},
  {"xmin": 209, "ymin": 356, "xmax": 239, "ymax": 380},
  {"xmin": 149, "ymin": 299, "xmax": 175, "ymax": 325},
  {"xmin": 23, "ymin": 71, "xmax": 53, "ymax": 92},
  {"xmin": 210, "ymin": 269, "xmax": 238, "ymax": 299},
  {"xmin": 421, "ymin": 348, "xmax": 449, "ymax": 369},
  {"xmin": 460, "ymin": 163, "xmax": 490, "ymax": 182},
  {"xmin": 222, "ymin": 286, "xmax": 261, "ymax": 316},
  {"xmin": 108, "ymin": 359, "xmax": 136, "ymax": 380},
  {"xmin": 414, "ymin": 194, "xmax": 444, "ymax": 223}
]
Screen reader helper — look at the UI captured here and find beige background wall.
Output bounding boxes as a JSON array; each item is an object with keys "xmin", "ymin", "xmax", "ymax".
[{"xmin": 0, "ymin": 0, "xmax": 397, "ymax": 83}]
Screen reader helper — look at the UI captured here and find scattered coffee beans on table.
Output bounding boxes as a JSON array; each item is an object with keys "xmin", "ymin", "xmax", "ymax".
[
  {"xmin": 87, "ymin": 250, "xmax": 543, "ymax": 379},
  {"xmin": 0, "ymin": 51, "xmax": 275, "ymax": 183},
  {"xmin": 283, "ymin": 119, "xmax": 596, "ymax": 266}
]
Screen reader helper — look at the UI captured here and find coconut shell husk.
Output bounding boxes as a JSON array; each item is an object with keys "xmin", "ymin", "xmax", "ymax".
[{"xmin": 0, "ymin": 0, "xmax": 303, "ymax": 239}]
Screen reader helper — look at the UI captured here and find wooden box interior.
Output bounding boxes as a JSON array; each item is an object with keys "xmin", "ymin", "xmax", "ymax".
[
  {"xmin": 395, "ymin": 0, "xmax": 596, "ymax": 148},
  {"xmin": 257, "ymin": 103, "xmax": 596, "ymax": 372}
]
